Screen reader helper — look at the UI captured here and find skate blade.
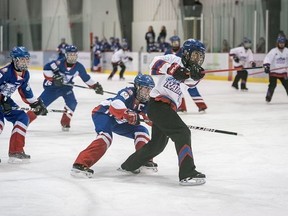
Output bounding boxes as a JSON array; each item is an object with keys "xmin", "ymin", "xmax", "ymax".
[
  {"xmin": 141, "ymin": 166, "xmax": 158, "ymax": 173},
  {"xmin": 179, "ymin": 178, "xmax": 206, "ymax": 186},
  {"xmin": 70, "ymin": 168, "xmax": 93, "ymax": 178},
  {"xmin": 117, "ymin": 167, "xmax": 140, "ymax": 174},
  {"xmin": 8, "ymin": 157, "xmax": 30, "ymax": 164}
]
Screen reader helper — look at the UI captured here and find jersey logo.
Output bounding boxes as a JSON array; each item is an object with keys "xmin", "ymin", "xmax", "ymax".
[
  {"xmin": 120, "ymin": 91, "xmax": 129, "ymax": 100},
  {"xmin": 163, "ymin": 77, "xmax": 182, "ymax": 95}
]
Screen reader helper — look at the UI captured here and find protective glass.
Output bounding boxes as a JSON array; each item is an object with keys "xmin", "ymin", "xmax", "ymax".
[
  {"xmin": 136, "ymin": 86, "xmax": 152, "ymax": 102},
  {"xmin": 66, "ymin": 52, "xmax": 78, "ymax": 64},
  {"xmin": 14, "ymin": 56, "xmax": 30, "ymax": 71}
]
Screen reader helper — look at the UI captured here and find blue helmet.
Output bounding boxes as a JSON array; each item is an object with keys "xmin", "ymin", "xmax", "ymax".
[
  {"xmin": 182, "ymin": 39, "xmax": 206, "ymax": 67},
  {"xmin": 65, "ymin": 45, "xmax": 78, "ymax": 53},
  {"xmin": 65, "ymin": 45, "xmax": 78, "ymax": 64},
  {"xmin": 277, "ymin": 36, "xmax": 286, "ymax": 44},
  {"xmin": 10, "ymin": 46, "xmax": 30, "ymax": 59},
  {"xmin": 134, "ymin": 74, "xmax": 155, "ymax": 88},
  {"xmin": 134, "ymin": 74, "xmax": 155, "ymax": 102},
  {"xmin": 170, "ymin": 35, "xmax": 180, "ymax": 42},
  {"xmin": 10, "ymin": 46, "xmax": 30, "ymax": 71}
]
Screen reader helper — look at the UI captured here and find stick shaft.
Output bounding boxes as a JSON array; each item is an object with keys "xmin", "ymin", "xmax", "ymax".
[
  {"xmin": 139, "ymin": 119, "xmax": 240, "ymax": 136},
  {"xmin": 203, "ymin": 66, "xmax": 263, "ymax": 74},
  {"xmin": 19, "ymin": 107, "xmax": 65, "ymax": 113},
  {"xmin": 66, "ymin": 84, "xmax": 117, "ymax": 95}
]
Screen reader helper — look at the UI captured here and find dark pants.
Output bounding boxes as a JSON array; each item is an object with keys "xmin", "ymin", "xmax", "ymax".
[
  {"xmin": 266, "ymin": 76, "xmax": 288, "ymax": 102},
  {"xmin": 121, "ymin": 98, "xmax": 197, "ymax": 180},
  {"xmin": 232, "ymin": 70, "xmax": 248, "ymax": 89},
  {"xmin": 108, "ymin": 62, "xmax": 126, "ymax": 79}
]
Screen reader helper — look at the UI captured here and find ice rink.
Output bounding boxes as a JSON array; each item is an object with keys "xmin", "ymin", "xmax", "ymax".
[{"xmin": 1, "ymin": 71, "xmax": 287, "ymax": 216}]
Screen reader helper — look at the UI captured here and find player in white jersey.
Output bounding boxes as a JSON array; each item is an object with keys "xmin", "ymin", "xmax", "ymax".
[
  {"xmin": 107, "ymin": 44, "xmax": 133, "ymax": 80},
  {"xmin": 229, "ymin": 37, "xmax": 256, "ymax": 90},
  {"xmin": 263, "ymin": 36, "xmax": 288, "ymax": 102},
  {"xmin": 119, "ymin": 39, "xmax": 206, "ymax": 186}
]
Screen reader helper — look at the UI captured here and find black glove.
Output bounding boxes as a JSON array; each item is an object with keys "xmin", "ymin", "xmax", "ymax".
[
  {"xmin": 251, "ymin": 62, "xmax": 256, "ymax": 68},
  {"xmin": 263, "ymin": 64, "xmax": 270, "ymax": 74},
  {"xmin": 0, "ymin": 97, "xmax": 12, "ymax": 115},
  {"xmin": 187, "ymin": 63, "xmax": 205, "ymax": 81},
  {"xmin": 53, "ymin": 73, "xmax": 64, "ymax": 87},
  {"xmin": 167, "ymin": 63, "xmax": 190, "ymax": 81},
  {"xmin": 233, "ymin": 56, "xmax": 240, "ymax": 63},
  {"xmin": 128, "ymin": 57, "xmax": 133, "ymax": 61},
  {"xmin": 30, "ymin": 99, "xmax": 48, "ymax": 116},
  {"xmin": 93, "ymin": 82, "xmax": 104, "ymax": 95}
]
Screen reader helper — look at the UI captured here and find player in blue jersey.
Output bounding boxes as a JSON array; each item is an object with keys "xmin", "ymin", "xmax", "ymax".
[
  {"xmin": 71, "ymin": 74, "xmax": 156, "ymax": 178},
  {"xmin": 0, "ymin": 46, "xmax": 48, "ymax": 163},
  {"xmin": 165, "ymin": 35, "xmax": 208, "ymax": 113},
  {"xmin": 27, "ymin": 45, "xmax": 104, "ymax": 131}
]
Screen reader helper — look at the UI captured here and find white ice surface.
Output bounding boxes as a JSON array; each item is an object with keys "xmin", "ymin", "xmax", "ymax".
[{"xmin": 1, "ymin": 71, "xmax": 288, "ymax": 216}]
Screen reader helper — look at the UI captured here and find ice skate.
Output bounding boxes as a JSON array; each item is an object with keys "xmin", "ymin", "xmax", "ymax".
[
  {"xmin": 231, "ymin": 84, "xmax": 239, "ymax": 90},
  {"xmin": 198, "ymin": 107, "xmax": 207, "ymax": 114},
  {"xmin": 117, "ymin": 166, "xmax": 140, "ymax": 174},
  {"xmin": 179, "ymin": 170, "xmax": 206, "ymax": 186},
  {"xmin": 8, "ymin": 152, "xmax": 31, "ymax": 164},
  {"xmin": 71, "ymin": 164, "xmax": 94, "ymax": 178},
  {"xmin": 142, "ymin": 160, "xmax": 158, "ymax": 172},
  {"xmin": 62, "ymin": 125, "xmax": 70, "ymax": 132}
]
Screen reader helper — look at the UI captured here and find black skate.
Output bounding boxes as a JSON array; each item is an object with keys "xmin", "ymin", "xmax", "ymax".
[
  {"xmin": 117, "ymin": 166, "xmax": 140, "ymax": 174},
  {"xmin": 8, "ymin": 152, "xmax": 31, "ymax": 164},
  {"xmin": 71, "ymin": 163, "xmax": 94, "ymax": 178},
  {"xmin": 179, "ymin": 170, "xmax": 206, "ymax": 186}
]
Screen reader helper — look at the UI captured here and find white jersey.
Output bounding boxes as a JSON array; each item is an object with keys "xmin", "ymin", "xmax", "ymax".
[
  {"xmin": 111, "ymin": 49, "xmax": 129, "ymax": 63},
  {"xmin": 229, "ymin": 46, "xmax": 254, "ymax": 68},
  {"xmin": 263, "ymin": 47, "xmax": 288, "ymax": 74},
  {"xmin": 149, "ymin": 54, "xmax": 198, "ymax": 109}
]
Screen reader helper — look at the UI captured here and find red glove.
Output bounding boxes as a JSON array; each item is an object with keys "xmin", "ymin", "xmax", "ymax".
[
  {"xmin": 140, "ymin": 113, "xmax": 153, "ymax": 126},
  {"xmin": 123, "ymin": 110, "xmax": 140, "ymax": 125}
]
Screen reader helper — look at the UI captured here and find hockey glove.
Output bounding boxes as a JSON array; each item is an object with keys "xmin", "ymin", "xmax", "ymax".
[
  {"xmin": 233, "ymin": 56, "xmax": 240, "ymax": 63},
  {"xmin": 30, "ymin": 99, "xmax": 48, "ymax": 116},
  {"xmin": 167, "ymin": 63, "xmax": 190, "ymax": 81},
  {"xmin": 123, "ymin": 109, "xmax": 140, "ymax": 125},
  {"xmin": 128, "ymin": 57, "xmax": 133, "ymax": 61},
  {"xmin": 263, "ymin": 64, "xmax": 270, "ymax": 74},
  {"xmin": 93, "ymin": 82, "xmax": 104, "ymax": 95},
  {"xmin": 187, "ymin": 63, "xmax": 205, "ymax": 81},
  {"xmin": 251, "ymin": 62, "xmax": 256, "ymax": 68},
  {"xmin": 53, "ymin": 73, "xmax": 64, "ymax": 87},
  {"xmin": 0, "ymin": 97, "xmax": 12, "ymax": 115}
]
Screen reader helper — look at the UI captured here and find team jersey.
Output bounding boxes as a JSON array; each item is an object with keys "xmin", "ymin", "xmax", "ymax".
[
  {"xmin": 111, "ymin": 48, "xmax": 130, "ymax": 64},
  {"xmin": 0, "ymin": 63, "xmax": 37, "ymax": 104},
  {"xmin": 229, "ymin": 46, "xmax": 254, "ymax": 68},
  {"xmin": 42, "ymin": 58, "xmax": 96, "ymax": 87},
  {"xmin": 149, "ymin": 54, "xmax": 198, "ymax": 109},
  {"xmin": 263, "ymin": 47, "xmax": 288, "ymax": 76},
  {"xmin": 93, "ymin": 87, "xmax": 148, "ymax": 124}
]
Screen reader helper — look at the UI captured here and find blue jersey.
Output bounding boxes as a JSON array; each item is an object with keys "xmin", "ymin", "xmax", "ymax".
[
  {"xmin": 95, "ymin": 87, "xmax": 148, "ymax": 117},
  {"xmin": 0, "ymin": 63, "xmax": 37, "ymax": 107},
  {"xmin": 164, "ymin": 47, "xmax": 183, "ymax": 57},
  {"xmin": 43, "ymin": 58, "xmax": 96, "ymax": 87}
]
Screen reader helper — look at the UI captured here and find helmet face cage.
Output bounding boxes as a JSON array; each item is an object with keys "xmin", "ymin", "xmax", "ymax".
[
  {"xmin": 134, "ymin": 74, "xmax": 155, "ymax": 102},
  {"xmin": 65, "ymin": 45, "xmax": 78, "ymax": 64},
  {"xmin": 182, "ymin": 39, "xmax": 205, "ymax": 67},
  {"xmin": 10, "ymin": 46, "xmax": 30, "ymax": 71}
]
